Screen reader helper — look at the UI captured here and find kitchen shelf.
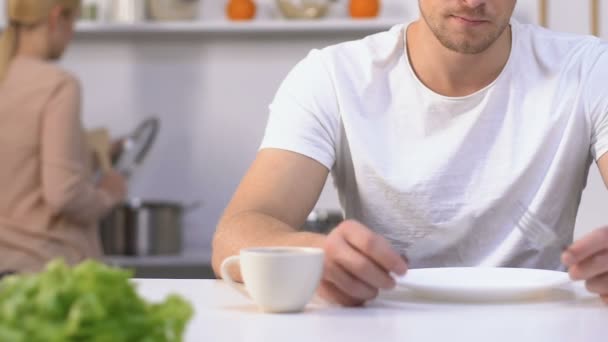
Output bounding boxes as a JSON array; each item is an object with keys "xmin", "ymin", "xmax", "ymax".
[{"xmin": 74, "ymin": 18, "xmax": 405, "ymax": 35}]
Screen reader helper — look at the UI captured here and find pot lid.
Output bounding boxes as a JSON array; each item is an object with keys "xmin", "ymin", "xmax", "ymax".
[{"xmin": 115, "ymin": 117, "xmax": 160, "ymax": 178}]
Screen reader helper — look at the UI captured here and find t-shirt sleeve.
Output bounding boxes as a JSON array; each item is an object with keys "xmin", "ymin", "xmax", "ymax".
[
  {"xmin": 587, "ymin": 41, "xmax": 608, "ymax": 161},
  {"xmin": 260, "ymin": 49, "xmax": 341, "ymax": 170}
]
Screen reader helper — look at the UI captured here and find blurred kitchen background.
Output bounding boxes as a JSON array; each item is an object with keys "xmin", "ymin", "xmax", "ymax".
[{"xmin": 0, "ymin": 0, "xmax": 606, "ymax": 278}]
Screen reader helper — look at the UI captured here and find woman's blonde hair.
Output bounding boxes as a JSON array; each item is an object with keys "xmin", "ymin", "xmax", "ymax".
[{"xmin": 0, "ymin": 0, "xmax": 80, "ymax": 80}]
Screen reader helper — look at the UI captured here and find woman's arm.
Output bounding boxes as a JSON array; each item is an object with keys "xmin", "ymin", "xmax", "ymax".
[{"xmin": 40, "ymin": 76, "xmax": 119, "ymax": 225}]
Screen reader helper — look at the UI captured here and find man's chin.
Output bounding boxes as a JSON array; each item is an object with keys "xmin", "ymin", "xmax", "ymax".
[{"xmin": 439, "ymin": 39, "xmax": 494, "ymax": 55}]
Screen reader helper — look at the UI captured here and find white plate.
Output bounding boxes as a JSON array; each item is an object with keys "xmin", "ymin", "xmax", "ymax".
[{"xmin": 395, "ymin": 267, "xmax": 571, "ymax": 302}]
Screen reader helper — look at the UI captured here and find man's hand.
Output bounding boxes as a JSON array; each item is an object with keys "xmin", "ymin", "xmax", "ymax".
[
  {"xmin": 317, "ymin": 220, "xmax": 408, "ymax": 306},
  {"xmin": 562, "ymin": 226, "xmax": 608, "ymax": 303}
]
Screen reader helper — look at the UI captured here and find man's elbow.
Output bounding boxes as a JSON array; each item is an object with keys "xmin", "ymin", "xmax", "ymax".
[{"xmin": 211, "ymin": 227, "xmax": 227, "ymax": 278}]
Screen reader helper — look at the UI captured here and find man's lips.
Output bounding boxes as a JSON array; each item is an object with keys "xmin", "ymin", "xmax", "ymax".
[{"xmin": 451, "ymin": 15, "xmax": 489, "ymax": 25}]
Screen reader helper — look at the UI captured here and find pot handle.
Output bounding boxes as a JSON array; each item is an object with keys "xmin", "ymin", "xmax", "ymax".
[{"xmin": 183, "ymin": 200, "xmax": 204, "ymax": 213}]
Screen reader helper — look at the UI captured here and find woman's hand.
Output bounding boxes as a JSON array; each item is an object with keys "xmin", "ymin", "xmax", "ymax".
[
  {"xmin": 110, "ymin": 138, "xmax": 125, "ymax": 163},
  {"xmin": 98, "ymin": 170, "xmax": 127, "ymax": 203}
]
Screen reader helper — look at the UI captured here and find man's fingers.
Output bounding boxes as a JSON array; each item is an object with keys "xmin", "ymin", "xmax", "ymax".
[
  {"xmin": 585, "ymin": 272, "xmax": 608, "ymax": 295},
  {"xmin": 563, "ymin": 227, "xmax": 608, "ymax": 266},
  {"xmin": 568, "ymin": 250, "xmax": 608, "ymax": 281},
  {"xmin": 321, "ymin": 220, "xmax": 408, "ymax": 305},
  {"xmin": 324, "ymin": 260, "xmax": 379, "ymax": 300},
  {"xmin": 334, "ymin": 245, "xmax": 395, "ymax": 290},
  {"xmin": 339, "ymin": 221, "xmax": 408, "ymax": 275},
  {"xmin": 317, "ymin": 280, "xmax": 365, "ymax": 307}
]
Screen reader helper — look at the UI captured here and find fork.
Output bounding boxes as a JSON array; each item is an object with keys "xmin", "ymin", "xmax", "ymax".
[
  {"xmin": 512, "ymin": 202, "xmax": 582, "ymax": 289},
  {"xmin": 513, "ymin": 201, "xmax": 565, "ymax": 251}
]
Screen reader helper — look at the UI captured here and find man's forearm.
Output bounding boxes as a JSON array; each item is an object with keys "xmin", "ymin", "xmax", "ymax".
[{"xmin": 211, "ymin": 211, "xmax": 325, "ymax": 281}]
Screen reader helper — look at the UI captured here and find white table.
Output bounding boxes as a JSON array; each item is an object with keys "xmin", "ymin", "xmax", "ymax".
[{"xmin": 135, "ymin": 279, "xmax": 608, "ymax": 342}]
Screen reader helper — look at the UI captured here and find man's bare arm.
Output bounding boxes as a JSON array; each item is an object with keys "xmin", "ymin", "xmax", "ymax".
[
  {"xmin": 211, "ymin": 149, "xmax": 329, "ymax": 279},
  {"xmin": 598, "ymin": 153, "xmax": 608, "ymax": 188}
]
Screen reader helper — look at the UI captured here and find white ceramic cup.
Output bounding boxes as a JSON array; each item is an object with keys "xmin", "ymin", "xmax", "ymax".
[{"xmin": 220, "ymin": 247, "xmax": 325, "ymax": 313}]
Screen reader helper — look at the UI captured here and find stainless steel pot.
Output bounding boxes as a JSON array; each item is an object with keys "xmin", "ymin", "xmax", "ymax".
[{"xmin": 100, "ymin": 199, "xmax": 200, "ymax": 256}]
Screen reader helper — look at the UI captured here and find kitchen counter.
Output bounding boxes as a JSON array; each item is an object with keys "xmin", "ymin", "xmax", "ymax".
[
  {"xmin": 135, "ymin": 279, "xmax": 608, "ymax": 342},
  {"xmin": 105, "ymin": 248, "xmax": 215, "ymax": 279},
  {"xmin": 104, "ymin": 249, "xmax": 211, "ymax": 267}
]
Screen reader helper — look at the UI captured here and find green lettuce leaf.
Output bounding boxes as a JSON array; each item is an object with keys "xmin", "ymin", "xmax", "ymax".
[{"xmin": 0, "ymin": 260, "xmax": 193, "ymax": 342}]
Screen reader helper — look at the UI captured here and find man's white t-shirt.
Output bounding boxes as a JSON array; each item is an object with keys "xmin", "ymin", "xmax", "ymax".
[{"xmin": 260, "ymin": 20, "xmax": 608, "ymax": 270}]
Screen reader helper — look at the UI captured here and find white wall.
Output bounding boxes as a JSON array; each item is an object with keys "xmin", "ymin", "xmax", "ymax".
[
  {"xmin": 57, "ymin": 0, "xmax": 419, "ymax": 251},
  {"xmin": 1, "ymin": 1, "xmax": 606, "ymax": 250},
  {"xmin": 63, "ymin": 0, "xmax": 417, "ymax": 252}
]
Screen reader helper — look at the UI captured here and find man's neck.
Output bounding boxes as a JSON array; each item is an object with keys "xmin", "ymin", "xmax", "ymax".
[{"xmin": 406, "ymin": 19, "xmax": 512, "ymax": 97}]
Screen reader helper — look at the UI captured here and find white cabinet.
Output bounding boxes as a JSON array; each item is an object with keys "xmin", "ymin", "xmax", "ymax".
[
  {"xmin": 514, "ymin": 1, "xmax": 542, "ymax": 24},
  {"xmin": 548, "ymin": 0, "xmax": 591, "ymax": 35}
]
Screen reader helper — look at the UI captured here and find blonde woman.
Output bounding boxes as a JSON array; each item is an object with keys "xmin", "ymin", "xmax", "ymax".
[{"xmin": 0, "ymin": 0, "xmax": 126, "ymax": 273}]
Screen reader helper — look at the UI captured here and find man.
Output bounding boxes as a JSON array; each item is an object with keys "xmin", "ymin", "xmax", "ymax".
[{"xmin": 212, "ymin": 0, "xmax": 608, "ymax": 306}]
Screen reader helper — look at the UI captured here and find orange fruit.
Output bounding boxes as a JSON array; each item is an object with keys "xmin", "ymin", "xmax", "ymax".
[
  {"xmin": 227, "ymin": 0, "xmax": 257, "ymax": 21},
  {"xmin": 349, "ymin": 0, "xmax": 380, "ymax": 18}
]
